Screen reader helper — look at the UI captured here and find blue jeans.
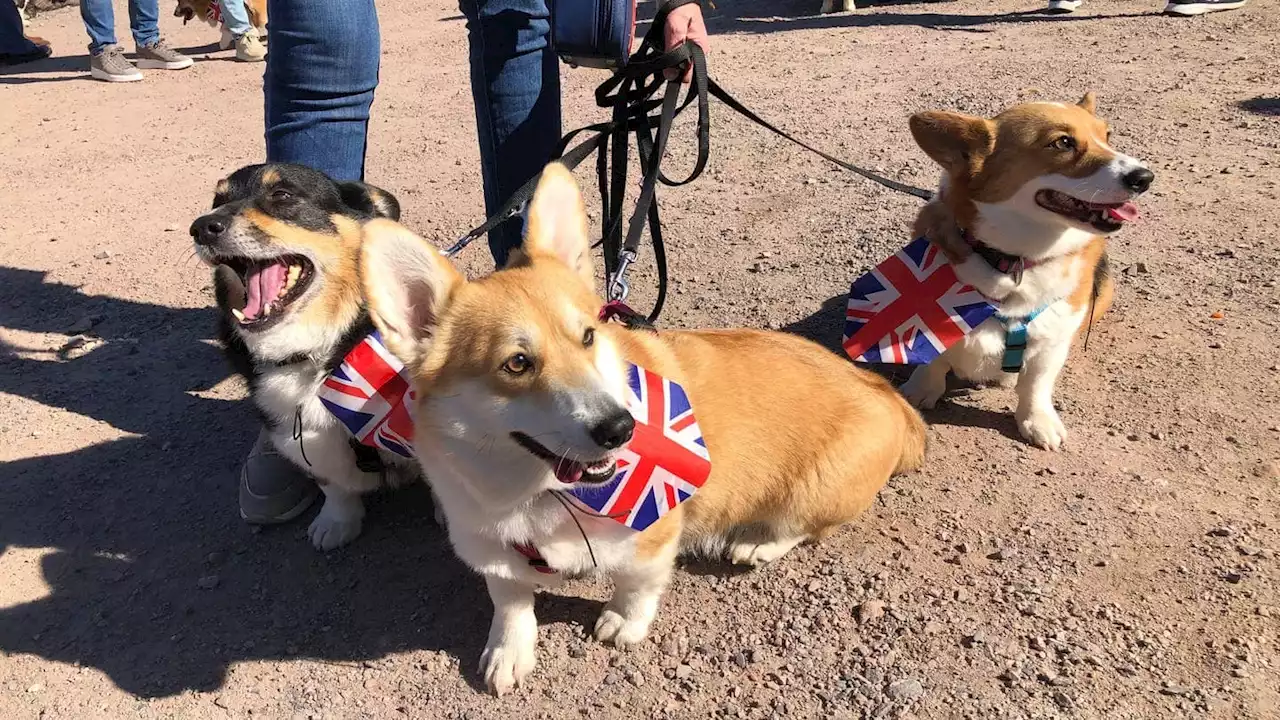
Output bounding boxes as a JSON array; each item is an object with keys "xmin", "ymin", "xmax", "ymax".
[
  {"xmin": 1, "ymin": 0, "xmax": 41, "ymax": 55},
  {"xmin": 220, "ymin": 0, "xmax": 254, "ymax": 38},
  {"xmin": 80, "ymin": 0, "xmax": 160, "ymax": 55},
  {"xmin": 263, "ymin": 0, "xmax": 561, "ymax": 266}
]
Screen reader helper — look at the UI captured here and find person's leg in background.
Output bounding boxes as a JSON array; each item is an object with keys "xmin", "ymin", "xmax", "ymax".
[
  {"xmin": 81, "ymin": 0, "xmax": 144, "ymax": 81},
  {"xmin": 459, "ymin": 0, "xmax": 562, "ymax": 268},
  {"xmin": 1, "ymin": 0, "xmax": 50, "ymax": 64},
  {"xmin": 128, "ymin": 0, "xmax": 192, "ymax": 69},
  {"xmin": 265, "ymin": 0, "xmax": 381, "ymax": 182},
  {"xmin": 240, "ymin": 0, "xmax": 381, "ymax": 524},
  {"xmin": 220, "ymin": 0, "xmax": 266, "ymax": 62}
]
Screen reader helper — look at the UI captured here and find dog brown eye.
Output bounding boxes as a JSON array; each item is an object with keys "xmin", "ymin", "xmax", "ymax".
[
  {"xmin": 1051, "ymin": 136, "xmax": 1077, "ymax": 151},
  {"xmin": 503, "ymin": 353, "xmax": 533, "ymax": 375},
  {"xmin": 583, "ymin": 327, "xmax": 595, "ymax": 348},
  {"xmin": 270, "ymin": 189, "xmax": 293, "ymax": 201}
]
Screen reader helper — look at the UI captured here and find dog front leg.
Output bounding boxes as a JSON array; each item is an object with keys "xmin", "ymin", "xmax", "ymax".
[
  {"xmin": 479, "ymin": 575, "xmax": 539, "ymax": 697},
  {"xmin": 1014, "ymin": 337, "xmax": 1071, "ymax": 451},
  {"xmin": 308, "ymin": 482, "xmax": 366, "ymax": 551},
  {"xmin": 270, "ymin": 429, "xmax": 378, "ymax": 551},
  {"xmin": 595, "ymin": 551, "xmax": 675, "ymax": 650},
  {"xmin": 900, "ymin": 357, "xmax": 950, "ymax": 409}
]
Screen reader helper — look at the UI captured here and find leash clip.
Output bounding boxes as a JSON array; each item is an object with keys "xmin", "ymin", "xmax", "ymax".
[{"xmin": 607, "ymin": 250, "xmax": 636, "ymax": 302}]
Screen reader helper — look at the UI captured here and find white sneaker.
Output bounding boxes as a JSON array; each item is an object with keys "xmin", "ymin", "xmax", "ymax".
[
  {"xmin": 1163, "ymin": 0, "xmax": 1247, "ymax": 14},
  {"xmin": 235, "ymin": 32, "xmax": 266, "ymax": 62},
  {"xmin": 1046, "ymin": 0, "xmax": 1083, "ymax": 12}
]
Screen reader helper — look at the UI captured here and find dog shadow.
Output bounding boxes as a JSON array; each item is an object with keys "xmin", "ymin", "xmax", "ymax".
[
  {"xmin": 1238, "ymin": 96, "xmax": 1280, "ymax": 117},
  {"xmin": 781, "ymin": 292, "xmax": 1024, "ymax": 442},
  {"xmin": 0, "ymin": 266, "xmax": 608, "ymax": 698}
]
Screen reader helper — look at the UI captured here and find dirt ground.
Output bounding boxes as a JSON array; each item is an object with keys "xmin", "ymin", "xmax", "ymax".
[{"xmin": 2, "ymin": 0, "xmax": 1278, "ymax": 718}]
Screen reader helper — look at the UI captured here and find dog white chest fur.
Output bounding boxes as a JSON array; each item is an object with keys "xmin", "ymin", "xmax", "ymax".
[{"xmin": 899, "ymin": 95, "xmax": 1152, "ymax": 451}]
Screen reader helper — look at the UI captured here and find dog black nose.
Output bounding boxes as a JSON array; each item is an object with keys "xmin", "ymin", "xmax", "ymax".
[
  {"xmin": 190, "ymin": 215, "xmax": 228, "ymax": 246},
  {"xmin": 589, "ymin": 410, "xmax": 635, "ymax": 450},
  {"xmin": 1123, "ymin": 167, "xmax": 1154, "ymax": 193}
]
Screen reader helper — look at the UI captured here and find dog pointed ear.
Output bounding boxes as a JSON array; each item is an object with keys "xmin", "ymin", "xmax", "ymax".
[
  {"xmin": 520, "ymin": 163, "xmax": 595, "ymax": 288},
  {"xmin": 359, "ymin": 219, "xmax": 463, "ymax": 366},
  {"xmin": 1077, "ymin": 91, "xmax": 1097, "ymax": 115},
  {"xmin": 909, "ymin": 111, "xmax": 996, "ymax": 178},
  {"xmin": 339, "ymin": 181, "xmax": 402, "ymax": 221}
]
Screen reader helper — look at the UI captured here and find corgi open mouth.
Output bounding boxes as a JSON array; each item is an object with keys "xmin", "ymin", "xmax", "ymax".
[
  {"xmin": 510, "ymin": 432, "xmax": 618, "ymax": 485},
  {"xmin": 216, "ymin": 255, "xmax": 315, "ymax": 331},
  {"xmin": 1035, "ymin": 189, "xmax": 1139, "ymax": 233}
]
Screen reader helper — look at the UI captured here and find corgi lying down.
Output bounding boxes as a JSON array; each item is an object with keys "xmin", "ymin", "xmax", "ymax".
[{"xmin": 358, "ymin": 164, "xmax": 926, "ymax": 695}]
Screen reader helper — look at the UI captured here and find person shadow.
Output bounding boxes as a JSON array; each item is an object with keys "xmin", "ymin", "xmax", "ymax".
[
  {"xmin": 782, "ymin": 292, "xmax": 1023, "ymax": 442},
  {"xmin": 0, "ymin": 266, "xmax": 599, "ymax": 697}
]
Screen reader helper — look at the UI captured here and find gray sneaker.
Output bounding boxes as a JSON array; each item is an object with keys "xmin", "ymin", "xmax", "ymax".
[
  {"xmin": 240, "ymin": 429, "xmax": 320, "ymax": 524},
  {"xmin": 135, "ymin": 38, "xmax": 193, "ymax": 70},
  {"xmin": 89, "ymin": 45, "xmax": 143, "ymax": 83}
]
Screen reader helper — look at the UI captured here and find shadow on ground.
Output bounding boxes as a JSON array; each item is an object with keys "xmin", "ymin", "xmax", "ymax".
[
  {"xmin": 690, "ymin": 0, "xmax": 1152, "ymax": 35},
  {"xmin": 0, "ymin": 266, "xmax": 600, "ymax": 697},
  {"xmin": 782, "ymin": 292, "xmax": 1024, "ymax": 442},
  {"xmin": 1239, "ymin": 96, "xmax": 1280, "ymax": 116}
]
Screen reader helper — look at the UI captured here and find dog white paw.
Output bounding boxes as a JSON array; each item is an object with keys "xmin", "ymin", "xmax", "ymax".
[
  {"xmin": 593, "ymin": 608, "xmax": 653, "ymax": 649},
  {"xmin": 1018, "ymin": 407, "xmax": 1067, "ymax": 451},
  {"xmin": 901, "ymin": 369, "xmax": 946, "ymax": 410},
  {"xmin": 308, "ymin": 507, "xmax": 363, "ymax": 551},
  {"xmin": 479, "ymin": 635, "xmax": 537, "ymax": 697},
  {"xmin": 729, "ymin": 537, "xmax": 803, "ymax": 567}
]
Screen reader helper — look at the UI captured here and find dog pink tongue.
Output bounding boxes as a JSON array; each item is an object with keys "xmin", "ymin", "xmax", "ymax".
[
  {"xmin": 554, "ymin": 463, "xmax": 584, "ymax": 485},
  {"xmin": 241, "ymin": 260, "xmax": 289, "ymax": 321},
  {"xmin": 1107, "ymin": 202, "xmax": 1140, "ymax": 222}
]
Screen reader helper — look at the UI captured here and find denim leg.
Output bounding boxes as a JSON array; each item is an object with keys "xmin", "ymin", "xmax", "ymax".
[
  {"xmin": 459, "ymin": 0, "xmax": 561, "ymax": 268},
  {"xmin": 80, "ymin": 0, "xmax": 119, "ymax": 54},
  {"xmin": 219, "ymin": 0, "xmax": 255, "ymax": 38},
  {"xmin": 127, "ymin": 0, "xmax": 160, "ymax": 48},
  {"xmin": 1, "ymin": 0, "xmax": 41, "ymax": 55},
  {"xmin": 264, "ymin": 0, "xmax": 381, "ymax": 182}
]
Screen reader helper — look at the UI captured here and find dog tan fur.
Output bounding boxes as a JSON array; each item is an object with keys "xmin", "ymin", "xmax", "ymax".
[
  {"xmin": 900, "ymin": 94, "xmax": 1151, "ymax": 449},
  {"xmin": 173, "ymin": 0, "xmax": 267, "ymax": 46},
  {"xmin": 359, "ymin": 163, "xmax": 925, "ymax": 695}
]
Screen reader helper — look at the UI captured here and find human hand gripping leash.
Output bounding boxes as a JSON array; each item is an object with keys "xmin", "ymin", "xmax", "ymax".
[{"xmin": 444, "ymin": 0, "xmax": 931, "ymax": 322}]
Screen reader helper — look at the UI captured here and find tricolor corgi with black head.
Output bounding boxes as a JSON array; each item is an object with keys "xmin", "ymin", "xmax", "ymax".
[
  {"xmin": 358, "ymin": 164, "xmax": 926, "ymax": 696},
  {"xmin": 901, "ymin": 93, "xmax": 1154, "ymax": 450},
  {"xmin": 191, "ymin": 163, "xmax": 421, "ymax": 550}
]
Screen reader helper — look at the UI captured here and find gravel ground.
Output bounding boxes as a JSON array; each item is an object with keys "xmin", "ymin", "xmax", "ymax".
[{"xmin": 1, "ymin": 0, "xmax": 1277, "ymax": 718}]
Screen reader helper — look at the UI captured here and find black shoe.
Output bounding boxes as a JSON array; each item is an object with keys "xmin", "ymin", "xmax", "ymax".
[
  {"xmin": 1164, "ymin": 0, "xmax": 1247, "ymax": 15},
  {"xmin": 0, "ymin": 45, "xmax": 51, "ymax": 67}
]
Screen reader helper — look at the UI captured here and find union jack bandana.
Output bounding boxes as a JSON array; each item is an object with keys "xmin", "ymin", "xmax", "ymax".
[
  {"xmin": 317, "ymin": 332, "xmax": 416, "ymax": 458},
  {"xmin": 843, "ymin": 237, "xmax": 998, "ymax": 365},
  {"xmin": 317, "ymin": 334, "xmax": 712, "ymax": 530},
  {"xmin": 566, "ymin": 364, "xmax": 711, "ymax": 532},
  {"xmin": 207, "ymin": 0, "xmax": 222, "ymax": 24}
]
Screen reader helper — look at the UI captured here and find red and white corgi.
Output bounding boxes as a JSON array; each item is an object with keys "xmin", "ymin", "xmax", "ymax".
[
  {"xmin": 174, "ymin": 0, "xmax": 267, "ymax": 49},
  {"xmin": 358, "ymin": 164, "xmax": 926, "ymax": 695},
  {"xmin": 901, "ymin": 93, "xmax": 1154, "ymax": 450}
]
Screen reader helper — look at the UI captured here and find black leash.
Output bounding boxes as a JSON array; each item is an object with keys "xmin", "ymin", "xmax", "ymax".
[{"xmin": 444, "ymin": 0, "xmax": 932, "ymax": 322}]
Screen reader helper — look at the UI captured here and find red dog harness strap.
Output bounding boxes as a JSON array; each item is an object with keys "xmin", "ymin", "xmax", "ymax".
[{"xmin": 513, "ymin": 543, "xmax": 557, "ymax": 574}]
